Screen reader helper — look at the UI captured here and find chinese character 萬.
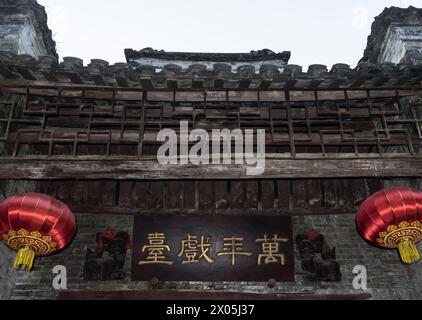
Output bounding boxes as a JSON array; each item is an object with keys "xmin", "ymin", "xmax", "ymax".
[{"xmin": 256, "ymin": 234, "xmax": 289, "ymax": 266}]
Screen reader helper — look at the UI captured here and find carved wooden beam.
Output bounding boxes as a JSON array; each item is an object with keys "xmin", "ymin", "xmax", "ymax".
[
  {"xmin": 56, "ymin": 290, "xmax": 372, "ymax": 300},
  {"xmin": 0, "ymin": 157, "xmax": 421, "ymax": 180}
]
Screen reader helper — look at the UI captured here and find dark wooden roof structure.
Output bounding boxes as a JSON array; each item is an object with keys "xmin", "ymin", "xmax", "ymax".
[
  {"xmin": 0, "ymin": 6, "xmax": 421, "ymax": 218},
  {"xmin": 0, "ymin": 52, "xmax": 421, "ymax": 217}
]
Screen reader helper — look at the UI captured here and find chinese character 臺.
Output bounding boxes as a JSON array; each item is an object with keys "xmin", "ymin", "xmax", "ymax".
[
  {"xmin": 138, "ymin": 232, "xmax": 174, "ymax": 265},
  {"xmin": 217, "ymin": 236, "xmax": 252, "ymax": 266},
  {"xmin": 256, "ymin": 234, "xmax": 289, "ymax": 266},
  {"xmin": 178, "ymin": 234, "xmax": 214, "ymax": 264}
]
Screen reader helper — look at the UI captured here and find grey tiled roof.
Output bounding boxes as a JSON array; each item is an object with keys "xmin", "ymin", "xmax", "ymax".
[
  {"xmin": 0, "ymin": 51, "xmax": 421, "ymax": 90},
  {"xmin": 125, "ymin": 48, "xmax": 291, "ymax": 64}
]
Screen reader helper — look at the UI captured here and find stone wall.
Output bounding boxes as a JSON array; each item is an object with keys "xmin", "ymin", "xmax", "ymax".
[
  {"xmin": 0, "ymin": 0, "xmax": 57, "ymax": 58},
  {"xmin": 0, "ymin": 0, "xmax": 55, "ymax": 297},
  {"xmin": 0, "ymin": 181, "xmax": 37, "ymax": 300},
  {"xmin": 362, "ymin": 6, "xmax": 422, "ymax": 64},
  {"xmin": 0, "ymin": 91, "xmax": 39, "ymax": 299},
  {"xmin": 377, "ymin": 25, "xmax": 422, "ymax": 64},
  {"xmin": 0, "ymin": 237, "xmax": 15, "ymax": 299},
  {"xmin": 8, "ymin": 212, "xmax": 422, "ymax": 300}
]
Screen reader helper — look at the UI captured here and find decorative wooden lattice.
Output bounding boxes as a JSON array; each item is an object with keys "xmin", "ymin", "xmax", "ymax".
[{"xmin": 0, "ymin": 87, "xmax": 421, "ymax": 159}]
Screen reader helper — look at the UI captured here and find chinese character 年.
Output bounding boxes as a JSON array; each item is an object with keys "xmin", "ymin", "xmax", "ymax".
[{"xmin": 217, "ymin": 236, "xmax": 252, "ymax": 266}]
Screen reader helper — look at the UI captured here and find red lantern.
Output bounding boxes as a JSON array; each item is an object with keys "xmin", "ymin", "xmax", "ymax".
[
  {"xmin": 0, "ymin": 193, "xmax": 76, "ymax": 271},
  {"xmin": 356, "ymin": 187, "xmax": 422, "ymax": 264}
]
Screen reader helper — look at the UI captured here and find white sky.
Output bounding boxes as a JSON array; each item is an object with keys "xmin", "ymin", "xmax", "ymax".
[{"xmin": 38, "ymin": 0, "xmax": 422, "ymax": 69}]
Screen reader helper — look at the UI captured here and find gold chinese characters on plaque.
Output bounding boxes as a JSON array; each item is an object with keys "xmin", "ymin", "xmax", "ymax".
[{"xmin": 132, "ymin": 215, "xmax": 294, "ymax": 282}]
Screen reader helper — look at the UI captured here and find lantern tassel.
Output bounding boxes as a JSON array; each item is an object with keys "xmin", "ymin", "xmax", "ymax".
[
  {"xmin": 398, "ymin": 239, "xmax": 420, "ymax": 264},
  {"xmin": 14, "ymin": 247, "xmax": 35, "ymax": 271}
]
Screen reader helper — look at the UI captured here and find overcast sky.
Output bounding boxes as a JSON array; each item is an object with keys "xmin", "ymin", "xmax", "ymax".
[{"xmin": 38, "ymin": 0, "xmax": 422, "ymax": 69}]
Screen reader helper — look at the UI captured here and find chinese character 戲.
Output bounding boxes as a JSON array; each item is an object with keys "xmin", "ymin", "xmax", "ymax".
[{"xmin": 178, "ymin": 234, "xmax": 214, "ymax": 264}]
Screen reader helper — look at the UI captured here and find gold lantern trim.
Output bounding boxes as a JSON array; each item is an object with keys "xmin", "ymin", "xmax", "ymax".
[
  {"xmin": 2, "ymin": 229, "xmax": 57, "ymax": 270},
  {"xmin": 376, "ymin": 221, "xmax": 422, "ymax": 264}
]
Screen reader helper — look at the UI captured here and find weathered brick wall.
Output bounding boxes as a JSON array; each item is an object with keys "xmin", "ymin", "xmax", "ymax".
[
  {"xmin": 0, "ymin": 0, "xmax": 55, "ymax": 297},
  {"xmin": 7, "ymin": 212, "xmax": 422, "ymax": 300},
  {"xmin": 0, "ymin": 93, "xmax": 40, "ymax": 299},
  {"xmin": 0, "ymin": 180, "xmax": 37, "ymax": 300},
  {"xmin": 0, "ymin": 239, "xmax": 16, "ymax": 299}
]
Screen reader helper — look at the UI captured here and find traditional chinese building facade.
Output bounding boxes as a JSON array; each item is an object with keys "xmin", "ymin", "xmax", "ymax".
[{"xmin": 1, "ymin": 0, "xmax": 422, "ymax": 300}]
